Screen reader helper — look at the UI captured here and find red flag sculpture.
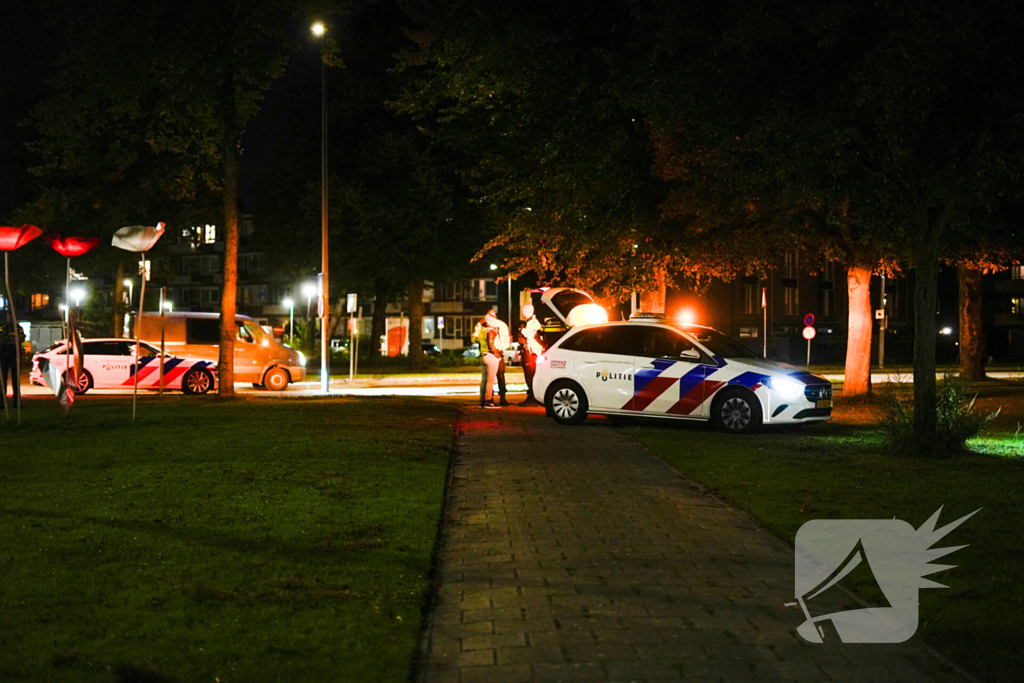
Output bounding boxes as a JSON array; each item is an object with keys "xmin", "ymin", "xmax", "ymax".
[
  {"xmin": 0, "ymin": 224, "xmax": 43, "ymax": 424},
  {"xmin": 111, "ymin": 223, "xmax": 165, "ymax": 418},
  {"xmin": 43, "ymin": 232, "xmax": 101, "ymax": 417}
]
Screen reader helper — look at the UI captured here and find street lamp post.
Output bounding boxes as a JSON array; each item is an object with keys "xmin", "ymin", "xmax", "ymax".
[
  {"xmin": 283, "ymin": 297, "xmax": 295, "ymax": 346},
  {"xmin": 312, "ymin": 21, "xmax": 330, "ymax": 393}
]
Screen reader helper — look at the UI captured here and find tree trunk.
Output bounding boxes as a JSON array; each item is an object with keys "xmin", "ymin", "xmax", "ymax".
[
  {"xmin": 407, "ymin": 278, "xmax": 424, "ymax": 366},
  {"xmin": 639, "ymin": 267, "xmax": 667, "ymax": 313},
  {"xmin": 371, "ymin": 287, "xmax": 388, "ymax": 359},
  {"xmin": 113, "ymin": 259, "xmax": 126, "ymax": 338},
  {"xmin": 843, "ymin": 261, "xmax": 873, "ymax": 397},
  {"xmin": 913, "ymin": 233, "xmax": 942, "ymax": 438},
  {"xmin": 958, "ymin": 263, "xmax": 986, "ymax": 381},
  {"xmin": 218, "ymin": 141, "xmax": 240, "ymax": 397}
]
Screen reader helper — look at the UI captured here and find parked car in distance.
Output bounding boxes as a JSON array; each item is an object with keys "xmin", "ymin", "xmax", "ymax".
[
  {"xmin": 503, "ymin": 342, "xmax": 521, "ymax": 366},
  {"xmin": 31, "ymin": 338, "xmax": 217, "ymax": 394},
  {"xmin": 422, "ymin": 342, "xmax": 442, "ymax": 356},
  {"xmin": 463, "ymin": 342, "xmax": 480, "ymax": 359}
]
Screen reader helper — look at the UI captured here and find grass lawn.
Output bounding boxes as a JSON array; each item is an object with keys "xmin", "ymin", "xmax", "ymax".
[
  {"xmin": 629, "ymin": 394, "xmax": 1024, "ymax": 683},
  {"xmin": 0, "ymin": 395, "xmax": 459, "ymax": 683}
]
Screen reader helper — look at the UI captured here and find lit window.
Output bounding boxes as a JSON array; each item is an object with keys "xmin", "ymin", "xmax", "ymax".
[
  {"xmin": 31, "ymin": 293, "xmax": 50, "ymax": 310},
  {"xmin": 784, "ymin": 286, "xmax": 799, "ymax": 315},
  {"xmin": 204, "ymin": 224, "xmax": 217, "ymax": 244},
  {"xmin": 739, "ymin": 326, "xmax": 759, "ymax": 338}
]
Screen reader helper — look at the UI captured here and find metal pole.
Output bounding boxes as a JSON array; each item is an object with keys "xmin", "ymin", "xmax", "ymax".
[
  {"xmin": 348, "ymin": 312, "xmax": 354, "ymax": 382},
  {"xmin": 879, "ymin": 274, "xmax": 886, "ymax": 369},
  {"xmin": 508, "ymin": 276, "xmax": 512, "ymax": 331},
  {"xmin": 65, "ymin": 258, "xmax": 71, "ymax": 404},
  {"xmin": 320, "ymin": 53, "xmax": 330, "ymax": 393},
  {"xmin": 159, "ymin": 287, "xmax": 166, "ymax": 395},
  {"xmin": 807, "ymin": 338, "xmax": 811, "ymax": 367},
  {"xmin": 763, "ymin": 285, "xmax": 768, "ymax": 358},
  {"xmin": 133, "ymin": 266, "xmax": 146, "ymax": 420},
  {"xmin": 289, "ymin": 303, "xmax": 294, "ymax": 346},
  {"xmin": 3, "ymin": 253, "xmax": 15, "ymax": 423},
  {"xmin": 355, "ymin": 306, "xmax": 361, "ymax": 377}
]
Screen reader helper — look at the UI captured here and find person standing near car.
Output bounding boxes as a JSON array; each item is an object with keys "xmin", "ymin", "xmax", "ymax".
[
  {"xmin": 517, "ymin": 304, "xmax": 544, "ymax": 406},
  {"xmin": 491, "ymin": 311, "xmax": 511, "ymax": 406},
  {"xmin": 0, "ymin": 307, "xmax": 23, "ymax": 409},
  {"xmin": 475, "ymin": 310, "xmax": 503, "ymax": 408}
]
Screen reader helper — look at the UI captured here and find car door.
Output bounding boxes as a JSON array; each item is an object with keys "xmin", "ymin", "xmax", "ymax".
[
  {"xmin": 82, "ymin": 340, "xmax": 129, "ymax": 388},
  {"xmin": 233, "ymin": 320, "xmax": 261, "ymax": 382},
  {"xmin": 570, "ymin": 325, "xmax": 640, "ymax": 410},
  {"xmin": 630, "ymin": 326, "xmax": 712, "ymax": 418}
]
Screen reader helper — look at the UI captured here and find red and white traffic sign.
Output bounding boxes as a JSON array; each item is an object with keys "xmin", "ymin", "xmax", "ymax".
[{"xmin": 802, "ymin": 326, "xmax": 817, "ymax": 341}]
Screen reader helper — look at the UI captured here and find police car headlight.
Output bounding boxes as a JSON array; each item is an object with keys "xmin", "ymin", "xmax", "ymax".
[
  {"xmin": 297, "ymin": 352, "xmax": 307, "ymax": 367},
  {"xmin": 769, "ymin": 376, "xmax": 804, "ymax": 399}
]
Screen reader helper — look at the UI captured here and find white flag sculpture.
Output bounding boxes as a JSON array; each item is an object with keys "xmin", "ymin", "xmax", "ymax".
[{"xmin": 112, "ymin": 222, "xmax": 165, "ymax": 419}]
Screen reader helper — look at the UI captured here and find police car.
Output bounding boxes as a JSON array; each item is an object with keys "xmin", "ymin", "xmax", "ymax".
[
  {"xmin": 30, "ymin": 338, "xmax": 217, "ymax": 394},
  {"xmin": 533, "ymin": 314, "xmax": 832, "ymax": 432}
]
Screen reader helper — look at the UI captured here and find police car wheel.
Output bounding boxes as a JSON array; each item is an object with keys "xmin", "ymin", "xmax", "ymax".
[
  {"xmin": 64, "ymin": 370, "xmax": 92, "ymax": 395},
  {"xmin": 547, "ymin": 380, "xmax": 588, "ymax": 425},
  {"xmin": 263, "ymin": 367, "xmax": 290, "ymax": 391},
  {"xmin": 714, "ymin": 389, "xmax": 762, "ymax": 434},
  {"xmin": 182, "ymin": 368, "xmax": 213, "ymax": 395}
]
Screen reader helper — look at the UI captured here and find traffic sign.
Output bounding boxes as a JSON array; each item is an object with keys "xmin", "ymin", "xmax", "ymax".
[
  {"xmin": 875, "ymin": 309, "xmax": 885, "ymax": 320},
  {"xmin": 803, "ymin": 313, "xmax": 815, "ymax": 327},
  {"xmin": 802, "ymin": 326, "xmax": 817, "ymax": 341},
  {"xmin": 347, "ymin": 293, "xmax": 358, "ymax": 314}
]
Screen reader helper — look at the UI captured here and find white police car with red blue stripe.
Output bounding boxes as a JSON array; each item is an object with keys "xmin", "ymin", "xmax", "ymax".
[
  {"xmin": 31, "ymin": 338, "xmax": 217, "ymax": 395},
  {"xmin": 533, "ymin": 314, "xmax": 832, "ymax": 432}
]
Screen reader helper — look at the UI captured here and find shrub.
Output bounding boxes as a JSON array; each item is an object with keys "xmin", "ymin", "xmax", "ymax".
[{"xmin": 878, "ymin": 374, "xmax": 998, "ymax": 458}]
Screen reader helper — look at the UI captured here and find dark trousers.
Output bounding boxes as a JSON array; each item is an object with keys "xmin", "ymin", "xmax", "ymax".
[
  {"xmin": 497, "ymin": 357, "xmax": 507, "ymax": 399},
  {"xmin": 522, "ymin": 351, "xmax": 537, "ymax": 400},
  {"xmin": 0, "ymin": 346, "xmax": 18, "ymax": 407}
]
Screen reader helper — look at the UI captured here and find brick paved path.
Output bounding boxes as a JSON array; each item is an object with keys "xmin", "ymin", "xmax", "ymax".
[{"xmin": 418, "ymin": 406, "xmax": 973, "ymax": 683}]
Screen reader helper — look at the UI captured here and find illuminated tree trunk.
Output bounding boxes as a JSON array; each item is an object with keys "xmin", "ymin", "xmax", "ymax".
[
  {"xmin": 958, "ymin": 263, "xmax": 986, "ymax": 381},
  {"xmin": 218, "ymin": 142, "xmax": 240, "ymax": 397},
  {"xmin": 407, "ymin": 278, "xmax": 424, "ymax": 366},
  {"xmin": 844, "ymin": 261, "xmax": 873, "ymax": 397},
  {"xmin": 639, "ymin": 267, "xmax": 667, "ymax": 313}
]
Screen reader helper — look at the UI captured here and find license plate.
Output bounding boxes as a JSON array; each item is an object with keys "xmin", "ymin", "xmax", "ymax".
[{"xmin": 817, "ymin": 399, "xmax": 833, "ymax": 409}]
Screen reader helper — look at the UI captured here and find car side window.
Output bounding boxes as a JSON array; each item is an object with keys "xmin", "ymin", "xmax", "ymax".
[
  {"xmin": 640, "ymin": 327, "xmax": 697, "ymax": 359},
  {"xmin": 564, "ymin": 325, "xmax": 640, "ymax": 356},
  {"xmin": 114, "ymin": 341, "xmax": 136, "ymax": 356},
  {"xmin": 236, "ymin": 322, "xmax": 254, "ymax": 344},
  {"xmin": 82, "ymin": 341, "xmax": 107, "ymax": 355}
]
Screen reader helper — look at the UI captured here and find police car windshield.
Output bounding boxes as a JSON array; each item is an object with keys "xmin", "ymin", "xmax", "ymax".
[{"xmin": 688, "ymin": 329, "xmax": 760, "ymax": 359}]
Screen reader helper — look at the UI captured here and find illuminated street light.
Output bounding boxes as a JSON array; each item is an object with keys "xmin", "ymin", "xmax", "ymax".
[
  {"xmin": 302, "ymin": 282, "xmax": 317, "ymax": 316},
  {"xmin": 69, "ymin": 285, "xmax": 86, "ymax": 308},
  {"xmin": 283, "ymin": 297, "xmax": 295, "ymax": 346},
  {"xmin": 123, "ymin": 278, "xmax": 134, "ymax": 307},
  {"xmin": 312, "ymin": 20, "xmax": 330, "ymax": 393},
  {"xmin": 162, "ymin": 300, "xmax": 173, "ymax": 313}
]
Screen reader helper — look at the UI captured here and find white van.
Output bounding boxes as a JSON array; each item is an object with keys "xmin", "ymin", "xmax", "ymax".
[{"xmin": 139, "ymin": 312, "xmax": 306, "ymax": 390}]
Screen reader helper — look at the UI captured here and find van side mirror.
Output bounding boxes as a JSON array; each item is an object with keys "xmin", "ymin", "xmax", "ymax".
[{"xmin": 680, "ymin": 348, "xmax": 701, "ymax": 361}]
